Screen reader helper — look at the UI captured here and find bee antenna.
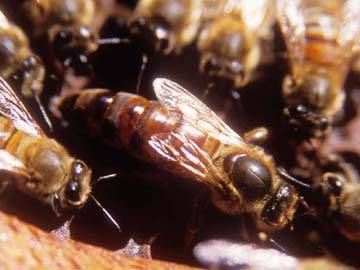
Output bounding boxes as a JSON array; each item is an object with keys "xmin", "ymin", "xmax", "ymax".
[
  {"xmin": 136, "ymin": 54, "xmax": 148, "ymax": 95},
  {"xmin": 93, "ymin": 173, "xmax": 119, "ymax": 186},
  {"xmin": 277, "ymin": 167, "xmax": 311, "ymax": 189},
  {"xmin": 90, "ymin": 195, "xmax": 121, "ymax": 232},
  {"xmin": 34, "ymin": 93, "xmax": 53, "ymax": 132},
  {"xmin": 268, "ymin": 237, "xmax": 286, "ymax": 253},
  {"xmin": 97, "ymin": 37, "xmax": 130, "ymax": 45},
  {"xmin": 201, "ymin": 82, "xmax": 215, "ymax": 101}
]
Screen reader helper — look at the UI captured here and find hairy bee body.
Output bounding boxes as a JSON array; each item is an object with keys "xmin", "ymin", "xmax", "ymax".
[
  {"xmin": 22, "ymin": 0, "xmax": 95, "ymax": 37},
  {"xmin": 0, "ymin": 116, "xmax": 75, "ymax": 201},
  {"xmin": 198, "ymin": 0, "xmax": 274, "ymax": 87},
  {"xmin": 130, "ymin": 0, "xmax": 202, "ymax": 53},
  {"xmin": 0, "ymin": 11, "xmax": 44, "ymax": 97},
  {"xmin": 278, "ymin": 0, "xmax": 360, "ymax": 137},
  {"xmin": 60, "ymin": 79, "xmax": 299, "ymax": 232},
  {"xmin": 0, "ymin": 77, "xmax": 92, "ymax": 215}
]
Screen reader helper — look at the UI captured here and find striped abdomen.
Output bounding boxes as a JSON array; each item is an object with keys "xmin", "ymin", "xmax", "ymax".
[
  {"xmin": 303, "ymin": 5, "xmax": 343, "ymax": 66},
  {"xmin": 67, "ymin": 89, "xmax": 223, "ymax": 180}
]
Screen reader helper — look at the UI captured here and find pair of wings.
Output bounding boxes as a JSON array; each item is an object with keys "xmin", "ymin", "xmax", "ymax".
[
  {"xmin": 153, "ymin": 78, "xmax": 242, "ymax": 145},
  {"xmin": 0, "ymin": 77, "xmax": 43, "ymax": 181},
  {"xmin": 277, "ymin": 0, "xmax": 360, "ymax": 65},
  {"xmin": 150, "ymin": 78, "xmax": 243, "ymax": 186},
  {"xmin": 0, "ymin": 76, "xmax": 43, "ymax": 138}
]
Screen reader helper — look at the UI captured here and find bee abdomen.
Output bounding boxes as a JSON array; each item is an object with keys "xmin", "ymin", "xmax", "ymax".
[{"xmin": 303, "ymin": 8, "xmax": 341, "ymax": 65}]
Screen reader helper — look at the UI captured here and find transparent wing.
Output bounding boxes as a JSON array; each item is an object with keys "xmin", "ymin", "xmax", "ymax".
[
  {"xmin": 338, "ymin": 0, "xmax": 360, "ymax": 51},
  {"xmin": 153, "ymin": 78, "xmax": 241, "ymax": 145},
  {"xmin": 0, "ymin": 150, "xmax": 31, "ymax": 181},
  {"xmin": 0, "ymin": 77, "xmax": 43, "ymax": 137},
  {"xmin": 147, "ymin": 131, "xmax": 226, "ymax": 192},
  {"xmin": 276, "ymin": 0, "xmax": 305, "ymax": 66}
]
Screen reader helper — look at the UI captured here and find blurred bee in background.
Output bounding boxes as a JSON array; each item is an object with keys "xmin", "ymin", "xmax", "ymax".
[
  {"xmin": 0, "ymin": 10, "xmax": 51, "ymax": 130},
  {"xmin": 0, "ymin": 76, "xmax": 120, "ymax": 230},
  {"xmin": 21, "ymin": 0, "xmax": 127, "ymax": 75},
  {"xmin": 59, "ymin": 78, "xmax": 299, "ymax": 233},
  {"xmin": 197, "ymin": 0, "xmax": 275, "ymax": 88},
  {"xmin": 277, "ymin": 0, "xmax": 360, "ymax": 138},
  {"xmin": 128, "ymin": 0, "xmax": 203, "ymax": 54},
  {"xmin": 313, "ymin": 155, "xmax": 360, "ymax": 242}
]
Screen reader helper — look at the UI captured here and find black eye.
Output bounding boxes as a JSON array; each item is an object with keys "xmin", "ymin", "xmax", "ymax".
[
  {"xmin": 54, "ymin": 30, "xmax": 74, "ymax": 48},
  {"xmin": 72, "ymin": 161, "xmax": 85, "ymax": 177},
  {"xmin": 202, "ymin": 57, "xmax": 222, "ymax": 76},
  {"xmin": 65, "ymin": 180, "xmax": 81, "ymax": 203},
  {"xmin": 224, "ymin": 154, "xmax": 272, "ymax": 200},
  {"xmin": 262, "ymin": 185, "xmax": 293, "ymax": 226}
]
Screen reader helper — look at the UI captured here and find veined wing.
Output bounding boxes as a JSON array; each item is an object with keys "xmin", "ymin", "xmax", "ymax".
[
  {"xmin": 0, "ymin": 77, "xmax": 43, "ymax": 137},
  {"xmin": 276, "ymin": 0, "xmax": 306, "ymax": 68},
  {"xmin": 153, "ymin": 78, "xmax": 242, "ymax": 145}
]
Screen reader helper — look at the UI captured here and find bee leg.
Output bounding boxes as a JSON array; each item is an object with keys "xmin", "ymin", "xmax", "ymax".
[
  {"xmin": 184, "ymin": 189, "xmax": 209, "ymax": 247},
  {"xmin": 51, "ymin": 217, "xmax": 74, "ymax": 240},
  {"xmin": 243, "ymin": 127, "xmax": 269, "ymax": 145}
]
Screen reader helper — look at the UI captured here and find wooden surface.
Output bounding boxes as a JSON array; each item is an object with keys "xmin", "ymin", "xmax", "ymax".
[{"xmin": 0, "ymin": 211, "xmax": 201, "ymax": 270}]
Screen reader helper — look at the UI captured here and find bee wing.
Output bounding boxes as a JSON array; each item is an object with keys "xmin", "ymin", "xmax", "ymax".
[
  {"xmin": 148, "ymin": 131, "xmax": 221, "ymax": 182},
  {"xmin": 193, "ymin": 239, "xmax": 300, "ymax": 270},
  {"xmin": 0, "ymin": 10, "xmax": 9, "ymax": 27},
  {"xmin": 276, "ymin": 0, "xmax": 305, "ymax": 66},
  {"xmin": 338, "ymin": 0, "xmax": 360, "ymax": 51},
  {"xmin": 153, "ymin": 78, "xmax": 242, "ymax": 145},
  {"xmin": 0, "ymin": 150, "xmax": 31, "ymax": 181},
  {"xmin": 0, "ymin": 77, "xmax": 43, "ymax": 137}
]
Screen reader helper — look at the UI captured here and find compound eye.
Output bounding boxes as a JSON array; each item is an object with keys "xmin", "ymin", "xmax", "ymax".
[
  {"xmin": 202, "ymin": 57, "xmax": 222, "ymax": 76},
  {"xmin": 225, "ymin": 154, "xmax": 272, "ymax": 200},
  {"xmin": 65, "ymin": 179, "xmax": 81, "ymax": 204},
  {"xmin": 54, "ymin": 30, "xmax": 74, "ymax": 48}
]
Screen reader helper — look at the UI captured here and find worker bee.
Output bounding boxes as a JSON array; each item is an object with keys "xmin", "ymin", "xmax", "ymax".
[
  {"xmin": 59, "ymin": 78, "xmax": 298, "ymax": 232},
  {"xmin": 21, "ymin": 0, "xmax": 99, "ymax": 73},
  {"xmin": 197, "ymin": 0, "xmax": 275, "ymax": 87},
  {"xmin": 277, "ymin": 0, "xmax": 360, "ymax": 138},
  {"xmin": 128, "ymin": 0, "xmax": 203, "ymax": 54},
  {"xmin": 313, "ymin": 155, "xmax": 360, "ymax": 242},
  {"xmin": 0, "ymin": 10, "xmax": 52, "ymax": 129},
  {"xmin": 0, "ymin": 76, "xmax": 92, "ymax": 215}
]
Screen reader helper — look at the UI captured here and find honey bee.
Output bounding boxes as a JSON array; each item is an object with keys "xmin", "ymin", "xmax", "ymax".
[
  {"xmin": 59, "ymin": 78, "xmax": 299, "ymax": 232},
  {"xmin": 128, "ymin": 0, "xmax": 203, "ymax": 54},
  {"xmin": 21, "ymin": 0, "xmax": 99, "ymax": 73},
  {"xmin": 0, "ymin": 76, "xmax": 91, "ymax": 215},
  {"xmin": 313, "ymin": 156, "xmax": 360, "ymax": 242},
  {"xmin": 197, "ymin": 0, "xmax": 275, "ymax": 87},
  {"xmin": 277, "ymin": 0, "xmax": 360, "ymax": 137},
  {"xmin": 0, "ymin": 10, "xmax": 52, "ymax": 129}
]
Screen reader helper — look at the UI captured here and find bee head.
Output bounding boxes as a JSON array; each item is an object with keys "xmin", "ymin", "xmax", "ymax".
[
  {"xmin": 10, "ymin": 55, "xmax": 45, "ymax": 97},
  {"xmin": 200, "ymin": 54, "xmax": 245, "ymax": 86},
  {"xmin": 261, "ymin": 184, "xmax": 298, "ymax": 229},
  {"xmin": 52, "ymin": 160, "xmax": 92, "ymax": 214},
  {"xmin": 129, "ymin": 16, "xmax": 174, "ymax": 54},
  {"xmin": 50, "ymin": 26, "xmax": 97, "ymax": 74},
  {"xmin": 282, "ymin": 74, "xmax": 334, "ymax": 137}
]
